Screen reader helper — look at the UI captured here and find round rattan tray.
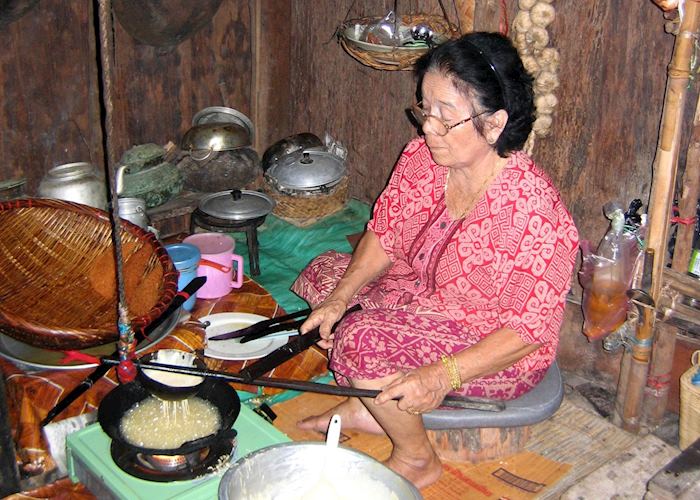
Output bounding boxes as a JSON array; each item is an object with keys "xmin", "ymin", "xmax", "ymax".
[
  {"xmin": 0, "ymin": 199, "xmax": 178, "ymax": 350},
  {"xmin": 338, "ymin": 14, "xmax": 459, "ymax": 71}
]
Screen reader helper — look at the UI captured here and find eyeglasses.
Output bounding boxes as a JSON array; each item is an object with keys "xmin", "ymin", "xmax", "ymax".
[{"xmin": 410, "ymin": 102, "xmax": 488, "ymax": 136}]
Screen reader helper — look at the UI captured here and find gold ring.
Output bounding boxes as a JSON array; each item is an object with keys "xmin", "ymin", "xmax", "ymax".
[{"xmin": 407, "ymin": 408, "xmax": 420, "ymax": 415}]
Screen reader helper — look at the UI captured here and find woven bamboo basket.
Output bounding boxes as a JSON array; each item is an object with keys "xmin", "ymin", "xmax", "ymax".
[
  {"xmin": 264, "ymin": 176, "xmax": 349, "ymax": 227},
  {"xmin": 680, "ymin": 350, "xmax": 700, "ymax": 449},
  {"xmin": 338, "ymin": 14, "xmax": 459, "ymax": 71},
  {"xmin": 0, "ymin": 199, "xmax": 178, "ymax": 351}
]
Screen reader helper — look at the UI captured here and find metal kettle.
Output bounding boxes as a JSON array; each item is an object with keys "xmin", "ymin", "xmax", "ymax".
[{"xmin": 38, "ymin": 162, "xmax": 107, "ymax": 210}]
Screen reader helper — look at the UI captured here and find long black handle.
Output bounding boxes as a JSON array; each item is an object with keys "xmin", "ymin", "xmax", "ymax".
[
  {"xmin": 40, "ymin": 276, "xmax": 207, "ymax": 427},
  {"xmin": 208, "ymin": 308, "xmax": 311, "ymax": 341},
  {"xmin": 100, "ymin": 359, "xmax": 505, "ymax": 412},
  {"xmin": 238, "ymin": 318, "xmax": 305, "ymax": 344}
]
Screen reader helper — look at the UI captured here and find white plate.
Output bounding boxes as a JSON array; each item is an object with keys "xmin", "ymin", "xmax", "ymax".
[{"xmin": 202, "ymin": 312, "xmax": 291, "ymax": 361}]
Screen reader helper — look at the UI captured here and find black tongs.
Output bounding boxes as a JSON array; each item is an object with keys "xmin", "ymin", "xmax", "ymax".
[
  {"xmin": 208, "ymin": 308, "xmax": 311, "ymax": 342},
  {"xmin": 239, "ymin": 304, "xmax": 362, "ymax": 381}
]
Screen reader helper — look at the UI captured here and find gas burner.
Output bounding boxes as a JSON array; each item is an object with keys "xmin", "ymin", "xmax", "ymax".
[
  {"xmin": 111, "ymin": 437, "xmax": 236, "ymax": 482},
  {"xmin": 190, "ymin": 208, "xmax": 266, "ymax": 276}
]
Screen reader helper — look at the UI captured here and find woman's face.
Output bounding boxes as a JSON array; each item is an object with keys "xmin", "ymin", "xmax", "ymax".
[{"xmin": 419, "ymin": 70, "xmax": 500, "ymax": 169}]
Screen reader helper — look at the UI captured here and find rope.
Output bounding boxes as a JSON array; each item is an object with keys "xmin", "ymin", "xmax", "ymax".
[{"xmin": 96, "ymin": 0, "xmax": 137, "ymax": 383}]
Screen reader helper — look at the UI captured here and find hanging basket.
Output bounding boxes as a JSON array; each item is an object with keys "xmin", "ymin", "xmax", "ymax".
[{"xmin": 338, "ymin": 14, "xmax": 460, "ymax": 71}]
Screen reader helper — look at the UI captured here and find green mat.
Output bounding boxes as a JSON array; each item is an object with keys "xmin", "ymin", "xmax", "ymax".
[{"xmin": 230, "ymin": 199, "xmax": 371, "ymax": 312}]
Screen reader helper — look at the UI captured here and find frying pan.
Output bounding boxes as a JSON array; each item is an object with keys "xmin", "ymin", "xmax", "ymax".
[{"xmin": 98, "ymin": 379, "xmax": 240, "ymax": 456}]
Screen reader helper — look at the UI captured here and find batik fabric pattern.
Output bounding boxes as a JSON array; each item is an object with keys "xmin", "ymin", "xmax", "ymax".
[{"xmin": 292, "ymin": 138, "xmax": 579, "ymax": 399}]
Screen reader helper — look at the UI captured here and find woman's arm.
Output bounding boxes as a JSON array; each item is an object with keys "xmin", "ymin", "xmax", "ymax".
[
  {"xmin": 324, "ymin": 230, "xmax": 391, "ymax": 305},
  {"xmin": 300, "ymin": 231, "xmax": 391, "ymax": 346},
  {"xmin": 453, "ymin": 328, "xmax": 540, "ymax": 383},
  {"xmin": 375, "ymin": 328, "xmax": 540, "ymax": 412}
]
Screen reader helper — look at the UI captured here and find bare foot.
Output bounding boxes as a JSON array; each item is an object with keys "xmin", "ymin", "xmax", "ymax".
[
  {"xmin": 385, "ymin": 449, "xmax": 443, "ymax": 490},
  {"xmin": 296, "ymin": 397, "xmax": 385, "ymax": 435}
]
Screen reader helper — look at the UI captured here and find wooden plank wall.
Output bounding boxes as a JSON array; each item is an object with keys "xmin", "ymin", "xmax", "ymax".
[
  {"xmin": 108, "ymin": 0, "xmax": 253, "ymax": 163},
  {"xmin": 287, "ymin": 0, "xmax": 454, "ymax": 204},
  {"xmin": 0, "ymin": 0, "xmax": 102, "ymax": 191},
  {"xmin": 0, "ymin": 0, "xmax": 253, "ymax": 192},
  {"xmin": 0, "ymin": 0, "xmax": 694, "ymax": 389}
]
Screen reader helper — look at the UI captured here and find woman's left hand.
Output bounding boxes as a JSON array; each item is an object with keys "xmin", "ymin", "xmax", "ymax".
[{"xmin": 373, "ymin": 362, "xmax": 452, "ymax": 414}]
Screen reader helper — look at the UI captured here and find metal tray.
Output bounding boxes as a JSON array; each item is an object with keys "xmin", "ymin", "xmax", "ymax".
[{"xmin": 0, "ymin": 310, "xmax": 180, "ymax": 371}]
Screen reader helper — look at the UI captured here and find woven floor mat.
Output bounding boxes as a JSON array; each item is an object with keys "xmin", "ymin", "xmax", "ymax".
[
  {"xmin": 270, "ymin": 392, "xmax": 572, "ymax": 499},
  {"xmin": 525, "ymin": 397, "xmax": 640, "ymax": 499}
]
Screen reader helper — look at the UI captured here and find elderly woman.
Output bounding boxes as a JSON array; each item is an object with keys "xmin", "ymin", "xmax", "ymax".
[{"xmin": 291, "ymin": 32, "xmax": 579, "ymax": 488}]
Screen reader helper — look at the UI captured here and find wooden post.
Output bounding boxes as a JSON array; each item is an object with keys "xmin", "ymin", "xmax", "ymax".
[
  {"xmin": 620, "ymin": 1, "xmax": 700, "ymax": 432},
  {"xmin": 454, "ymin": 0, "xmax": 475, "ymax": 33}
]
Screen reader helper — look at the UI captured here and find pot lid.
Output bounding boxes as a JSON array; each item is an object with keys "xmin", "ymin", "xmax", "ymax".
[
  {"xmin": 198, "ymin": 189, "xmax": 275, "ymax": 221},
  {"xmin": 265, "ymin": 150, "xmax": 346, "ymax": 191}
]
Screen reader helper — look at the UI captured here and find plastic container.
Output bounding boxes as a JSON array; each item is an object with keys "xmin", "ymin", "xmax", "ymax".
[
  {"xmin": 182, "ymin": 233, "xmax": 244, "ymax": 299},
  {"xmin": 165, "ymin": 243, "xmax": 201, "ymax": 311}
]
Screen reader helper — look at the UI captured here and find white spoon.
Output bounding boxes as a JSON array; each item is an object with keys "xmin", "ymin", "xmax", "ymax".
[{"xmin": 326, "ymin": 414, "xmax": 341, "ymax": 449}]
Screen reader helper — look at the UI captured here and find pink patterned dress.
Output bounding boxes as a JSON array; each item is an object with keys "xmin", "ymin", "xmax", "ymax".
[{"xmin": 292, "ymin": 138, "xmax": 579, "ymax": 399}]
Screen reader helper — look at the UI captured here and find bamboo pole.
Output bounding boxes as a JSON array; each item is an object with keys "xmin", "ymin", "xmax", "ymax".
[
  {"xmin": 645, "ymin": 92, "xmax": 700, "ymax": 425},
  {"xmin": 671, "ymin": 96, "xmax": 700, "ymax": 273},
  {"xmin": 618, "ymin": 1, "xmax": 700, "ymax": 432}
]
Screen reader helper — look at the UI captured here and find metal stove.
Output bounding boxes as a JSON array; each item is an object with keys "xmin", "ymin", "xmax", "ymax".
[
  {"xmin": 190, "ymin": 209, "xmax": 265, "ymax": 276},
  {"xmin": 66, "ymin": 396, "xmax": 290, "ymax": 499}
]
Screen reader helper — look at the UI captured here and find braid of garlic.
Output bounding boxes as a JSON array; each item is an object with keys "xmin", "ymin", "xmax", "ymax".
[{"xmin": 512, "ymin": 0, "xmax": 560, "ymax": 155}]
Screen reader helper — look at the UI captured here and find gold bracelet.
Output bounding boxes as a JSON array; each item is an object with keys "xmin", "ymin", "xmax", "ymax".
[{"xmin": 440, "ymin": 354, "xmax": 462, "ymax": 391}]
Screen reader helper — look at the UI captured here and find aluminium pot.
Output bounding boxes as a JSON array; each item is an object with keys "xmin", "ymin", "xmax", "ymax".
[
  {"xmin": 264, "ymin": 149, "xmax": 346, "ymax": 194},
  {"xmin": 38, "ymin": 162, "xmax": 107, "ymax": 210},
  {"xmin": 218, "ymin": 442, "xmax": 423, "ymax": 499},
  {"xmin": 261, "ymin": 132, "xmax": 323, "ymax": 172}
]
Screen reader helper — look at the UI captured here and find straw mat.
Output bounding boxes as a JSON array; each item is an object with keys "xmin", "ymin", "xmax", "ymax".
[
  {"xmin": 270, "ymin": 392, "xmax": 641, "ymax": 499},
  {"xmin": 525, "ymin": 397, "xmax": 640, "ymax": 499}
]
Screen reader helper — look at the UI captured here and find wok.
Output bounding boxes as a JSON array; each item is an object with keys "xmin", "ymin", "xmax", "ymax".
[{"xmin": 98, "ymin": 378, "xmax": 240, "ymax": 456}]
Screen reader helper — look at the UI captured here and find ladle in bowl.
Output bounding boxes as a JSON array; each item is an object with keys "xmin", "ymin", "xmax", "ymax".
[{"xmin": 137, "ymin": 349, "xmax": 206, "ymax": 401}]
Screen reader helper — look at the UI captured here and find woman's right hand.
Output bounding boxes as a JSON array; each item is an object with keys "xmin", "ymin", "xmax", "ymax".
[{"xmin": 299, "ymin": 297, "xmax": 349, "ymax": 349}]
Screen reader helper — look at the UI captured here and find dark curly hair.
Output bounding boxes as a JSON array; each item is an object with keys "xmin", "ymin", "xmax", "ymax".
[{"xmin": 414, "ymin": 32, "xmax": 535, "ymax": 157}]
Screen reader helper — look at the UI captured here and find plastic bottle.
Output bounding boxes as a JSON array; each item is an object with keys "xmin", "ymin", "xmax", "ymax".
[{"xmin": 582, "ymin": 203, "xmax": 635, "ymax": 339}]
